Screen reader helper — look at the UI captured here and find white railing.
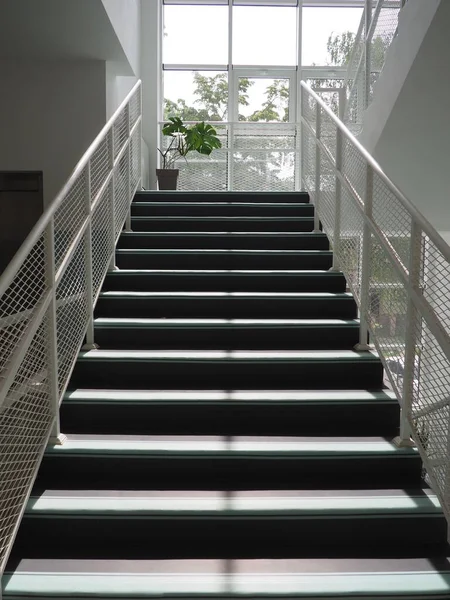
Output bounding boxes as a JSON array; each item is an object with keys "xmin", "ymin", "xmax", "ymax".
[
  {"xmin": 158, "ymin": 121, "xmax": 300, "ymax": 192},
  {"xmin": 344, "ymin": 0, "xmax": 403, "ymax": 127},
  {"xmin": 0, "ymin": 81, "xmax": 142, "ymax": 572},
  {"xmin": 301, "ymin": 80, "xmax": 450, "ymax": 521}
]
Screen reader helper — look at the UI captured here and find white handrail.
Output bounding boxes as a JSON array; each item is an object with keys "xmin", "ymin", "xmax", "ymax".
[
  {"xmin": 0, "ymin": 81, "xmax": 142, "ymax": 573},
  {"xmin": 301, "ymin": 79, "xmax": 450, "ymax": 523},
  {"xmin": 0, "ymin": 80, "xmax": 142, "ymax": 299},
  {"xmin": 301, "ymin": 82, "xmax": 450, "ymax": 263}
]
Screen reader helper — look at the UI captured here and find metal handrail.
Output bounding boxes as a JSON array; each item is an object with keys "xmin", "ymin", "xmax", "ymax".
[
  {"xmin": 0, "ymin": 80, "xmax": 142, "ymax": 299},
  {"xmin": 301, "ymin": 79, "xmax": 450, "ymax": 522},
  {"xmin": 301, "ymin": 82, "xmax": 450, "ymax": 263}
]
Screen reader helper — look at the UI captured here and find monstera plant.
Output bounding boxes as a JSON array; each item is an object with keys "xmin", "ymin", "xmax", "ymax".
[{"xmin": 156, "ymin": 117, "xmax": 222, "ymax": 190}]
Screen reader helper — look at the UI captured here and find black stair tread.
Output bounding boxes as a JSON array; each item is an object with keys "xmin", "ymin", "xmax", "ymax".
[
  {"xmin": 43, "ymin": 434, "xmax": 416, "ymax": 457},
  {"xmin": 105, "ymin": 269, "xmax": 341, "ymax": 276},
  {"xmin": 94, "ymin": 317, "xmax": 359, "ymax": 328},
  {"xmin": 63, "ymin": 388, "xmax": 398, "ymax": 405},
  {"xmin": 24, "ymin": 488, "xmax": 440, "ymax": 516},
  {"xmin": 98, "ymin": 291, "xmax": 353, "ymax": 298},
  {"xmin": 116, "ymin": 249, "xmax": 330, "ymax": 255},
  {"xmin": 5, "ymin": 557, "xmax": 450, "ymax": 599},
  {"xmin": 131, "ymin": 216, "xmax": 314, "ymax": 222},
  {"xmin": 119, "ymin": 231, "xmax": 326, "ymax": 237},
  {"xmin": 132, "ymin": 202, "xmax": 309, "ymax": 207},
  {"xmin": 134, "ymin": 191, "xmax": 310, "ymax": 203}
]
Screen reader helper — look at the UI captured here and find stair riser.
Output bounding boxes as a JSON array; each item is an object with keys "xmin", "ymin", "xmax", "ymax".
[
  {"xmin": 15, "ymin": 515, "xmax": 443, "ymax": 559},
  {"xmin": 103, "ymin": 274, "xmax": 347, "ymax": 293},
  {"xmin": 95, "ymin": 297, "xmax": 358, "ymax": 319},
  {"xmin": 131, "ymin": 218, "xmax": 315, "ymax": 232},
  {"xmin": 134, "ymin": 192, "xmax": 310, "ymax": 204},
  {"xmin": 117, "ymin": 234, "xmax": 329, "ymax": 250},
  {"xmin": 71, "ymin": 360, "xmax": 383, "ymax": 390},
  {"xmin": 93, "ymin": 326, "xmax": 360, "ymax": 350},
  {"xmin": 115, "ymin": 253, "xmax": 333, "ymax": 270},
  {"xmin": 131, "ymin": 204, "xmax": 314, "ymax": 217},
  {"xmin": 60, "ymin": 402, "xmax": 400, "ymax": 437},
  {"xmin": 35, "ymin": 454, "xmax": 420, "ymax": 491}
]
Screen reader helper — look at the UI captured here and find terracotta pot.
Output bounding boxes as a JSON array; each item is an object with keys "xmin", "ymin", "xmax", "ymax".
[{"xmin": 156, "ymin": 168, "xmax": 179, "ymax": 190}]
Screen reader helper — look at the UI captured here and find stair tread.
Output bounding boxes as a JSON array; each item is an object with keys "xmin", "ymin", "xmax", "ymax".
[
  {"xmin": 77, "ymin": 349, "xmax": 379, "ymax": 361},
  {"xmin": 5, "ymin": 557, "xmax": 450, "ymax": 599},
  {"xmin": 100, "ymin": 291, "xmax": 352, "ymax": 297},
  {"xmin": 64, "ymin": 389, "xmax": 398, "ymax": 404},
  {"xmin": 45, "ymin": 434, "xmax": 416, "ymax": 455},
  {"xmin": 94, "ymin": 318, "xmax": 359, "ymax": 328},
  {"xmin": 116, "ymin": 249, "xmax": 331, "ymax": 254},
  {"xmin": 106, "ymin": 269, "xmax": 341, "ymax": 274},
  {"xmin": 132, "ymin": 202, "xmax": 308, "ymax": 208},
  {"xmin": 25, "ymin": 489, "xmax": 440, "ymax": 516},
  {"xmin": 120, "ymin": 231, "xmax": 325, "ymax": 236},
  {"xmin": 131, "ymin": 216, "xmax": 313, "ymax": 221}
]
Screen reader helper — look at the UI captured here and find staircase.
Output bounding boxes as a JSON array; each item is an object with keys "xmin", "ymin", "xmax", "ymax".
[{"xmin": 3, "ymin": 191, "xmax": 450, "ymax": 599}]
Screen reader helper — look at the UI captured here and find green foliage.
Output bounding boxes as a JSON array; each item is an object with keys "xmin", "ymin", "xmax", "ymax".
[
  {"xmin": 159, "ymin": 117, "xmax": 222, "ymax": 169},
  {"xmin": 327, "ymin": 31, "xmax": 356, "ymax": 66},
  {"xmin": 248, "ymin": 80, "xmax": 289, "ymax": 122}
]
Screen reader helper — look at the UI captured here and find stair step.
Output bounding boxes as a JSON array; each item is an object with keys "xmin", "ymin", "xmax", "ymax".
[
  {"xmin": 11, "ymin": 489, "xmax": 444, "ymax": 559},
  {"xmin": 103, "ymin": 270, "xmax": 347, "ymax": 293},
  {"xmin": 95, "ymin": 291, "xmax": 357, "ymax": 319},
  {"xmin": 5, "ymin": 557, "xmax": 450, "ymax": 599},
  {"xmin": 131, "ymin": 202, "xmax": 314, "ymax": 217},
  {"xmin": 117, "ymin": 232, "xmax": 329, "ymax": 250},
  {"xmin": 131, "ymin": 216, "xmax": 315, "ymax": 232},
  {"xmin": 134, "ymin": 191, "xmax": 310, "ymax": 203},
  {"xmin": 93, "ymin": 318, "xmax": 360, "ymax": 349},
  {"xmin": 61, "ymin": 389, "xmax": 399, "ymax": 436},
  {"xmin": 35, "ymin": 435, "xmax": 421, "ymax": 490},
  {"xmin": 115, "ymin": 249, "xmax": 333, "ymax": 270},
  {"xmin": 70, "ymin": 349, "xmax": 384, "ymax": 390}
]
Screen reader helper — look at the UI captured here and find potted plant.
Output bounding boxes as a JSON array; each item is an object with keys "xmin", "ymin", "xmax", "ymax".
[{"xmin": 157, "ymin": 117, "xmax": 222, "ymax": 190}]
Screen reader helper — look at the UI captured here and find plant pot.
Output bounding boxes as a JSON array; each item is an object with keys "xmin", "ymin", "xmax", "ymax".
[{"xmin": 156, "ymin": 168, "xmax": 179, "ymax": 191}]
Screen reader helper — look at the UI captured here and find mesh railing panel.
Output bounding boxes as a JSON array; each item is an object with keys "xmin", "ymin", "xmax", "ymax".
[
  {"xmin": 0, "ymin": 83, "xmax": 141, "ymax": 572},
  {"xmin": 91, "ymin": 136, "xmax": 111, "ymax": 202},
  {"xmin": 0, "ymin": 313, "xmax": 53, "ymax": 568},
  {"xmin": 55, "ymin": 235, "xmax": 89, "ymax": 395},
  {"xmin": 161, "ymin": 123, "xmax": 298, "ymax": 192},
  {"xmin": 114, "ymin": 153, "xmax": 130, "ymax": 241},
  {"xmin": 301, "ymin": 82, "xmax": 450, "ymax": 521},
  {"xmin": 54, "ymin": 173, "xmax": 86, "ymax": 270},
  {"xmin": 91, "ymin": 187, "xmax": 113, "ymax": 302},
  {"xmin": 113, "ymin": 107, "xmax": 129, "ymax": 159}
]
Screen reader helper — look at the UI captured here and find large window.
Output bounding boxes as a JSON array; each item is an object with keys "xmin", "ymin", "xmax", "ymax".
[{"xmin": 232, "ymin": 6, "xmax": 297, "ymax": 66}]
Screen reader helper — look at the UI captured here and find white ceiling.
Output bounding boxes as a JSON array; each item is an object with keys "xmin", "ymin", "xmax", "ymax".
[{"xmin": 0, "ymin": 0, "xmax": 130, "ymax": 70}]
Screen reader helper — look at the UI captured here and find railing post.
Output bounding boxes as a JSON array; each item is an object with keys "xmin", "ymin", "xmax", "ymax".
[
  {"xmin": 329, "ymin": 127, "xmax": 343, "ymax": 272},
  {"xmin": 364, "ymin": 0, "xmax": 373, "ymax": 110},
  {"xmin": 108, "ymin": 128, "xmax": 119, "ymax": 272},
  {"xmin": 228, "ymin": 123, "xmax": 234, "ymax": 192},
  {"xmin": 82, "ymin": 161, "xmax": 99, "ymax": 351},
  {"xmin": 46, "ymin": 218, "xmax": 66, "ymax": 445},
  {"xmin": 313, "ymin": 103, "xmax": 322, "ymax": 233},
  {"xmin": 394, "ymin": 220, "xmax": 422, "ymax": 447},
  {"xmin": 354, "ymin": 163, "xmax": 373, "ymax": 352},
  {"xmin": 124, "ymin": 105, "xmax": 133, "ymax": 233}
]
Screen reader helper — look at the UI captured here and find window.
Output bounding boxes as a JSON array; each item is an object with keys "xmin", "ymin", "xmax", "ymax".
[
  {"xmin": 164, "ymin": 71, "xmax": 229, "ymax": 121},
  {"xmin": 163, "ymin": 5, "xmax": 229, "ymax": 65},
  {"xmin": 232, "ymin": 6, "xmax": 297, "ymax": 66},
  {"xmin": 302, "ymin": 7, "xmax": 363, "ymax": 66}
]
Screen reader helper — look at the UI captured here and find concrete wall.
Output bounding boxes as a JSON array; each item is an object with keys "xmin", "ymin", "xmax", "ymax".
[
  {"xmin": 360, "ymin": 0, "xmax": 450, "ymax": 236},
  {"xmin": 0, "ymin": 60, "xmax": 106, "ymax": 207}
]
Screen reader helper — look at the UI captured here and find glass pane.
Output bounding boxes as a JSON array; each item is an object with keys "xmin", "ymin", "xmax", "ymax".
[
  {"xmin": 302, "ymin": 7, "xmax": 363, "ymax": 66},
  {"xmin": 237, "ymin": 78, "xmax": 289, "ymax": 122},
  {"xmin": 305, "ymin": 77, "xmax": 344, "ymax": 116},
  {"xmin": 163, "ymin": 5, "xmax": 228, "ymax": 64},
  {"xmin": 164, "ymin": 71, "xmax": 228, "ymax": 121},
  {"xmin": 233, "ymin": 7, "xmax": 297, "ymax": 66}
]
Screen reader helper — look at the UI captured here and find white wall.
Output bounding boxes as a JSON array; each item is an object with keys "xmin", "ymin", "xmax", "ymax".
[
  {"xmin": 368, "ymin": 0, "xmax": 450, "ymax": 234},
  {"xmin": 0, "ymin": 60, "xmax": 106, "ymax": 207},
  {"xmin": 141, "ymin": 0, "xmax": 161, "ymax": 189},
  {"xmin": 102, "ymin": 0, "xmax": 141, "ymax": 118},
  {"xmin": 360, "ymin": 0, "xmax": 441, "ymax": 153},
  {"xmin": 102, "ymin": 0, "xmax": 141, "ymax": 76}
]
